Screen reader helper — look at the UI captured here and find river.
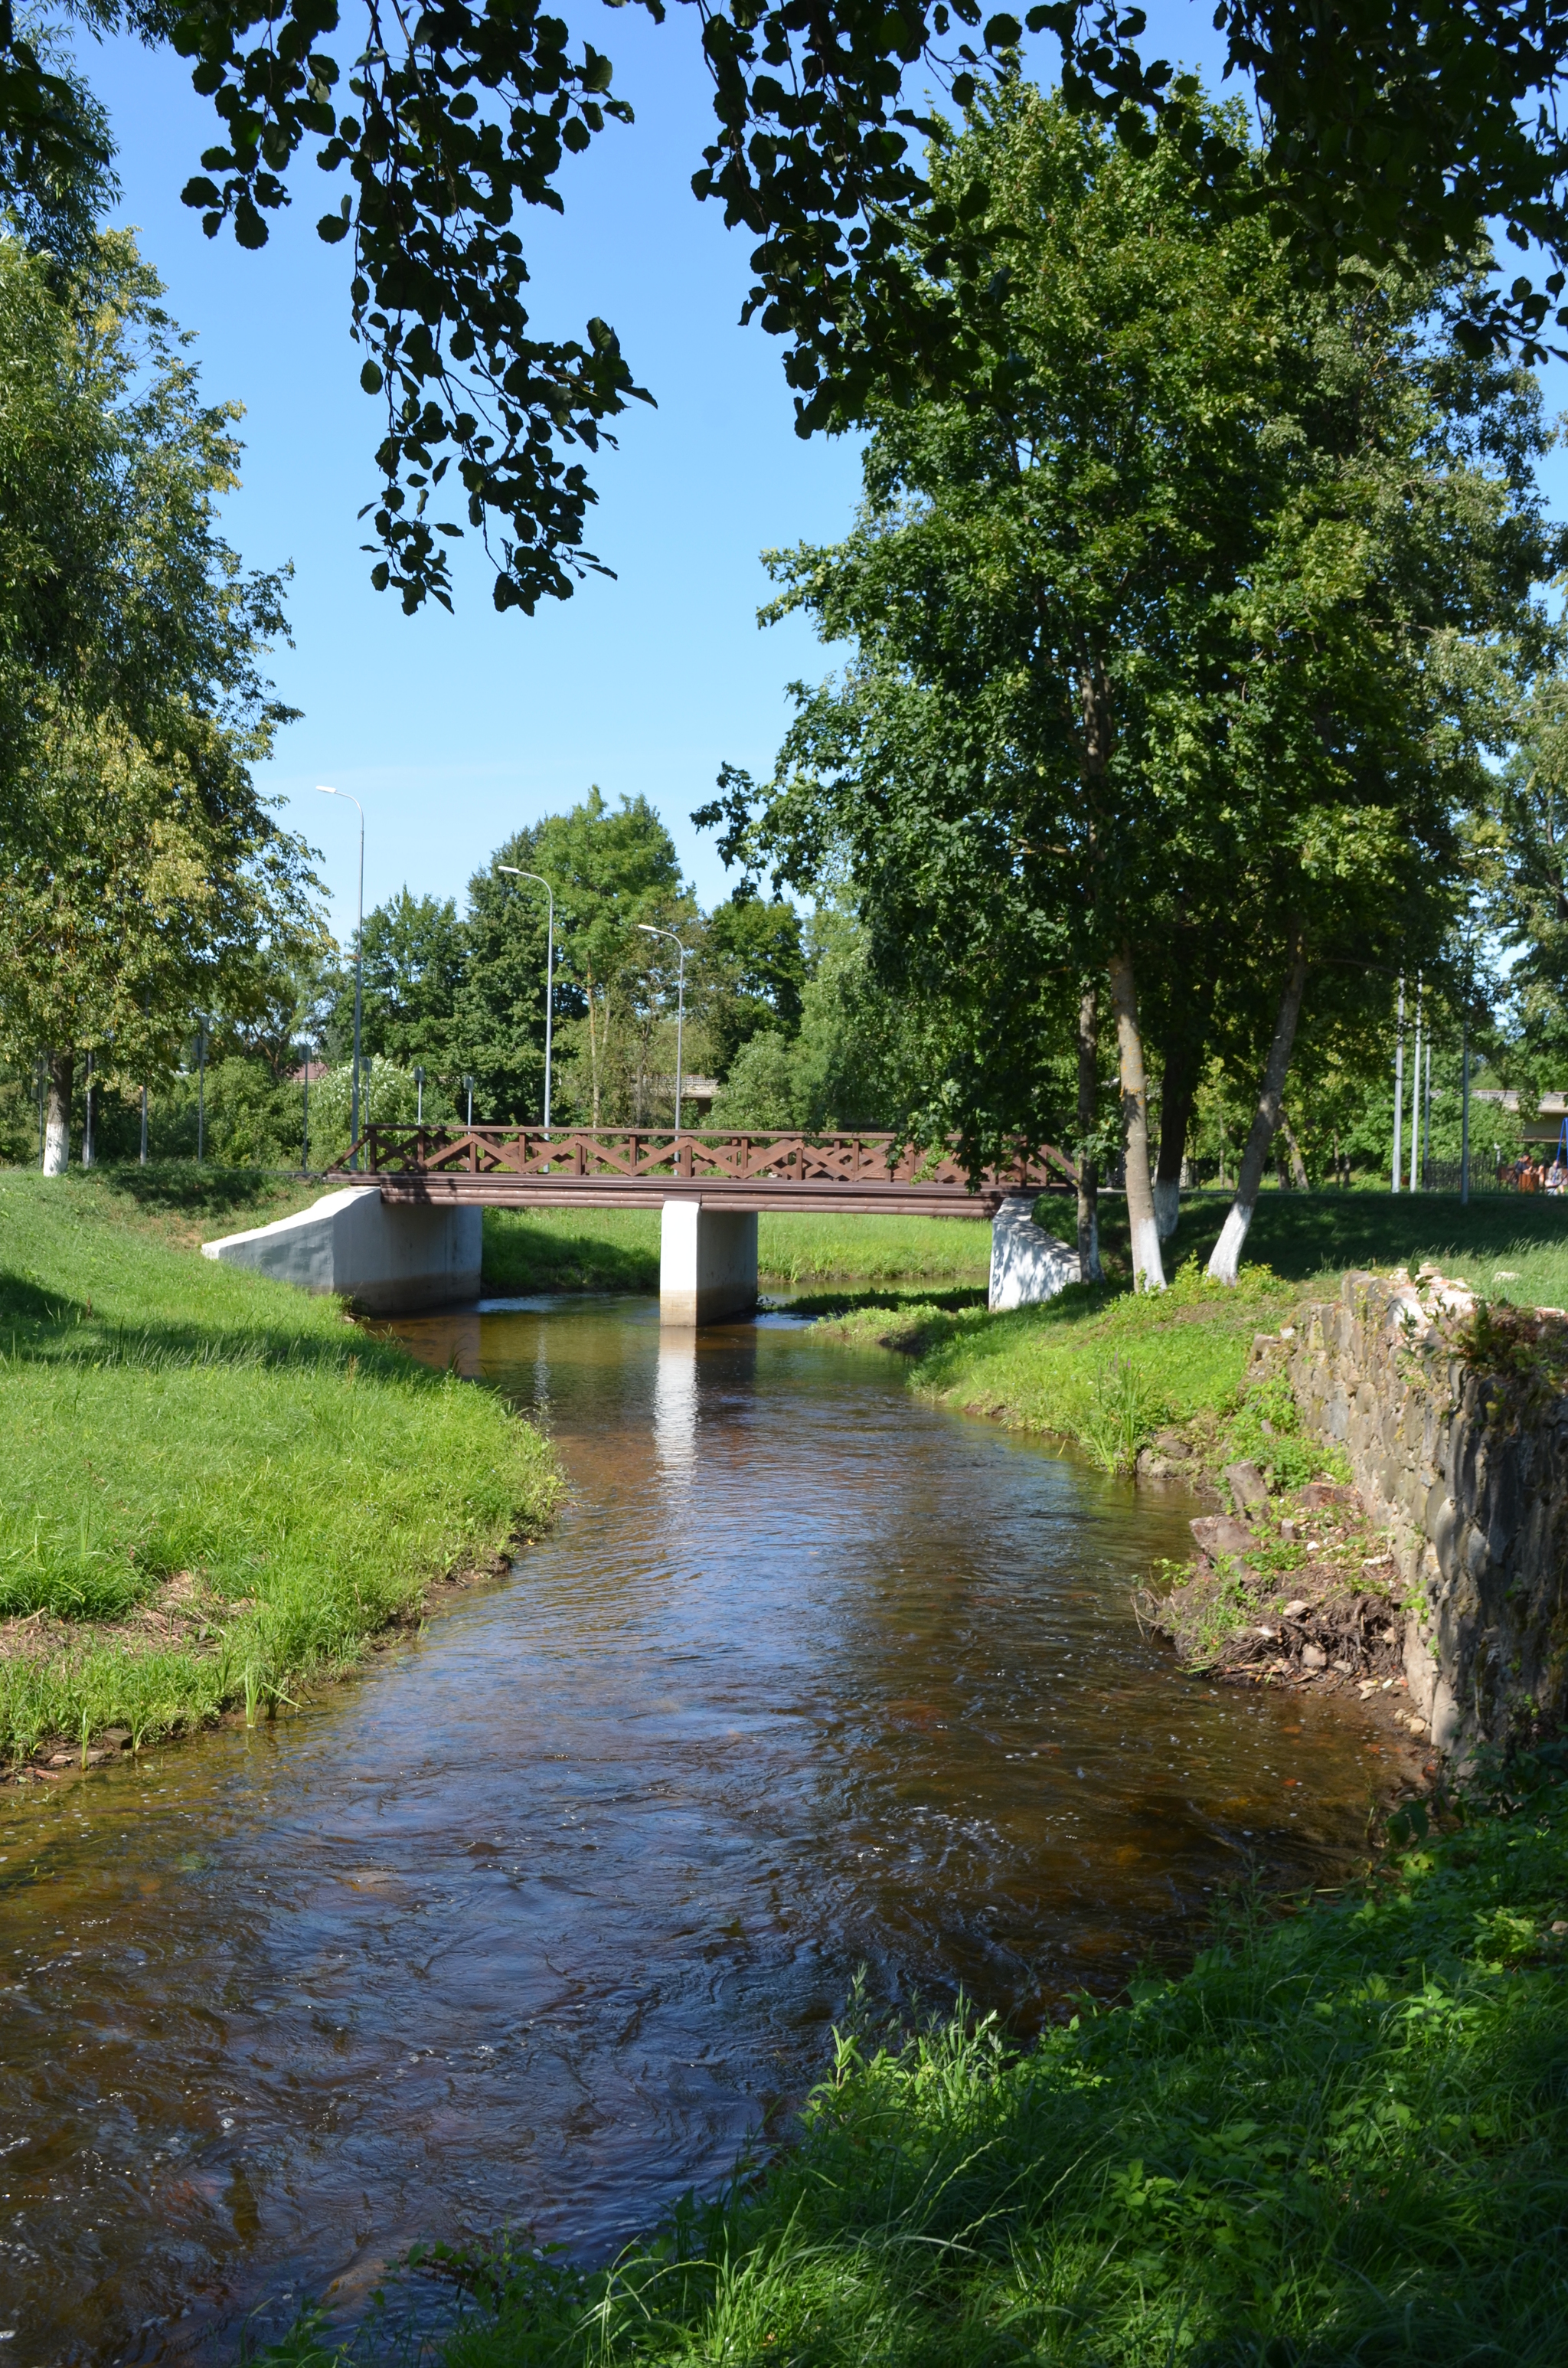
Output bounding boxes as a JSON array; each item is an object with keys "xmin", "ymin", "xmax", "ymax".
[{"xmin": 0, "ymin": 1297, "xmax": 1390, "ymax": 2363}]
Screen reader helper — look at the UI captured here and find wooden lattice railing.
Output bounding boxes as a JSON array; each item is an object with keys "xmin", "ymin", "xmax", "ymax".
[{"xmin": 348, "ymin": 1124, "xmax": 1076, "ymax": 1193}]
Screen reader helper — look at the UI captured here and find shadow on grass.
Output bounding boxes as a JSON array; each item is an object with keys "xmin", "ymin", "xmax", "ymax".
[
  {"xmin": 1127, "ymin": 1187, "xmax": 1568, "ymax": 1284},
  {"xmin": 87, "ymin": 1161, "xmax": 322, "ymax": 1222},
  {"xmin": 0, "ymin": 1267, "xmax": 440, "ymax": 1382}
]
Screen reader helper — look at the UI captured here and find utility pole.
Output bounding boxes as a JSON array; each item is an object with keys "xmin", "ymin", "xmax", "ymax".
[
  {"xmin": 1392, "ymin": 975, "xmax": 1405, "ymax": 1192},
  {"xmin": 1408, "ymin": 974, "xmax": 1423, "ymax": 1193},
  {"xmin": 1461, "ymin": 1016, "xmax": 1470, "ymax": 1205},
  {"xmin": 317, "ymin": 787, "xmax": 366, "ymax": 1170}
]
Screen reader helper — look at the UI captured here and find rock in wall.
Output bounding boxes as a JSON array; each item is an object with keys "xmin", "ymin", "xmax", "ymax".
[{"xmin": 1269, "ymin": 1270, "xmax": 1568, "ymax": 1761}]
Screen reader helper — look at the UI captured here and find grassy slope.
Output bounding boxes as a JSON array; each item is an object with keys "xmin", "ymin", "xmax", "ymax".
[
  {"xmin": 0, "ymin": 1170, "xmax": 560, "ymax": 1762},
  {"xmin": 482, "ymin": 1206, "xmax": 991, "ymax": 1294},
  {"xmin": 382, "ymin": 1771, "xmax": 1568, "ymax": 2368},
  {"xmin": 1096, "ymin": 1185, "xmax": 1568, "ymax": 1305},
  {"xmin": 815, "ymin": 1190, "xmax": 1568, "ymax": 1471}
]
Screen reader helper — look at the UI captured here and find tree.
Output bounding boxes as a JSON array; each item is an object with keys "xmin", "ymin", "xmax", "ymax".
[
  {"xmin": 4, "ymin": 0, "xmax": 1562, "ymax": 613},
  {"xmin": 0, "ymin": 228, "xmax": 321, "ymax": 1169},
  {"xmin": 711, "ymin": 901, "xmax": 913, "ymax": 1128},
  {"xmin": 700, "ymin": 893, "xmax": 807, "ymax": 1078},
  {"xmin": 702, "ymin": 84, "xmax": 1554, "ymax": 1285},
  {"xmin": 333, "ymin": 890, "xmax": 470, "ymax": 1073},
  {"xmin": 460, "ymin": 790, "xmax": 690, "ymax": 1123},
  {"xmin": 1475, "ymin": 671, "xmax": 1568, "ymax": 1091}
]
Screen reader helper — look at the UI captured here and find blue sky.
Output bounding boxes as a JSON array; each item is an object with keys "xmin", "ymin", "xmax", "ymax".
[{"xmin": 73, "ymin": 5, "xmax": 1563, "ymax": 947}]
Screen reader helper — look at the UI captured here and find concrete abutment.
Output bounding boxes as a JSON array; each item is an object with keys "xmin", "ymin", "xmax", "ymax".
[{"xmin": 202, "ymin": 1187, "xmax": 482, "ymax": 1316}]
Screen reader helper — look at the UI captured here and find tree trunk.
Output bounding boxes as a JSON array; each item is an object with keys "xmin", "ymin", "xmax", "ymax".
[
  {"xmin": 1281, "ymin": 1109, "xmax": 1310, "ymax": 1191},
  {"xmin": 42, "ymin": 1048, "xmax": 73, "ymax": 1175},
  {"xmin": 1075, "ymin": 981, "xmax": 1103, "ymax": 1284},
  {"xmin": 1107, "ymin": 944, "xmax": 1165, "ymax": 1291},
  {"xmin": 1208, "ymin": 928, "xmax": 1310, "ymax": 1284},
  {"xmin": 1153, "ymin": 1038, "xmax": 1200, "ymax": 1241}
]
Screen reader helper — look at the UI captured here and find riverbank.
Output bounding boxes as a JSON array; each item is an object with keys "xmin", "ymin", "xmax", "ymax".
[
  {"xmin": 482, "ymin": 1205, "xmax": 991, "ymax": 1293},
  {"xmin": 0, "ymin": 1171, "xmax": 561, "ymax": 1770},
  {"xmin": 296, "ymin": 1753, "xmax": 1568, "ymax": 2368},
  {"xmin": 816, "ymin": 1266, "xmax": 1429, "ymax": 1718}
]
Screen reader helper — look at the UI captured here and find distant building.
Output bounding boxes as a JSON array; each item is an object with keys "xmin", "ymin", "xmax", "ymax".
[{"xmin": 1472, "ymin": 1087, "xmax": 1568, "ymax": 1146}]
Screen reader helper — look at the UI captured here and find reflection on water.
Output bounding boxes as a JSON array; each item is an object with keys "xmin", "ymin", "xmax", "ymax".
[{"xmin": 0, "ymin": 1298, "xmax": 1390, "ymax": 2364}]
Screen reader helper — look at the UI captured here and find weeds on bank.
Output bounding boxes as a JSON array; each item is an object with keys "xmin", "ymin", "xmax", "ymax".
[
  {"xmin": 263, "ymin": 1756, "xmax": 1568, "ymax": 2368},
  {"xmin": 0, "ymin": 1173, "xmax": 561, "ymax": 1764}
]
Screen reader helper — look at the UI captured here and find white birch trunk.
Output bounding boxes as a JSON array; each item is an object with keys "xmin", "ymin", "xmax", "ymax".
[
  {"xmin": 1107, "ymin": 945, "xmax": 1165, "ymax": 1292},
  {"xmin": 1076, "ymin": 981, "xmax": 1104, "ymax": 1284},
  {"xmin": 41, "ymin": 1049, "xmax": 72, "ymax": 1175},
  {"xmin": 1208, "ymin": 931, "xmax": 1309, "ymax": 1285}
]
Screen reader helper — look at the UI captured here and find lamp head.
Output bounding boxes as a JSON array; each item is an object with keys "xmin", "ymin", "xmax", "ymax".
[{"xmin": 315, "ymin": 784, "xmax": 337, "ymax": 796}]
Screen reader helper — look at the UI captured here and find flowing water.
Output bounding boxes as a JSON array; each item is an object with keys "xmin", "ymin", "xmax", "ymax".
[{"xmin": 0, "ymin": 1299, "xmax": 1394, "ymax": 2364}]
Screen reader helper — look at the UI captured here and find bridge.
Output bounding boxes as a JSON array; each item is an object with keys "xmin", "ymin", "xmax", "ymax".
[
  {"xmin": 345, "ymin": 1125, "xmax": 1076, "ymax": 1217},
  {"xmin": 204, "ymin": 1127, "xmax": 1080, "ymax": 1325}
]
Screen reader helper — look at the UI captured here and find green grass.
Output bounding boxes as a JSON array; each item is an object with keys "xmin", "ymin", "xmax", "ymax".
[
  {"xmin": 1107, "ymin": 1185, "xmax": 1568, "ymax": 1307},
  {"xmin": 804, "ymin": 1192, "xmax": 1568, "ymax": 1473},
  {"xmin": 0, "ymin": 1169, "xmax": 561, "ymax": 1763},
  {"xmin": 264, "ymin": 1760, "xmax": 1568, "ymax": 2368},
  {"xmin": 819, "ymin": 1260, "xmax": 1302, "ymax": 1473},
  {"xmin": 481, "ymin": 1207, "xmax": 991, "ymax": 1294}
]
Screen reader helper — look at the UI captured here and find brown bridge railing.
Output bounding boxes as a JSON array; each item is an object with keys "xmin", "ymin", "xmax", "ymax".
[{"xmin": 340, "ymin": 1125, "xmax": 1075, "ymax": 1213}]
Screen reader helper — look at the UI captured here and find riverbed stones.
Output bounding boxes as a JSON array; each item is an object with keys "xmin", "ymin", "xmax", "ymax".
[{"xmin": 1191, "ymin": 1514, "xmax": 1256, "ymax": 1558}]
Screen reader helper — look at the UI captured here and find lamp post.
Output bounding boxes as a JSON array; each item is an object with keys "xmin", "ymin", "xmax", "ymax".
[
  {"xmin": 464, "ymin": 1074, "xmax": 475, "ymax": 1130},
  {"xmin": 638, "ymin": 923, "xmax": 691, "ymax": 1131},
  {"xmin": 497, "ymin": 865, "xmax": 554, "ymax": 1131},
  {"xmin": 302, "ymin": 1043, "xmax": 312, "ymax": 1173},
  {"xmin": 316, "ymin": 786, "xmax": 365, "ymax": 1170},
  {"xmin": 196, "ymin": 1018, "xmax": 207, "ymax": 1166},
  {"xmin": 414, "ymin": 1064, "xmax": 425, "ymax": 1127}
]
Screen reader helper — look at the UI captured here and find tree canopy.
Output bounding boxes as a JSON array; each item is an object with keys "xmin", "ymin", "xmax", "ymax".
[
  {"xmin": 2, "ymin": 0, "xmax": 1565, "ymax": 614},
  {"xmin": 700, "ymin": 83, "xmax": 1557, "ymax": 1280},
  {"xmin": 0, "ymin": 225, "xmax": 323, "ymax": 1168}
]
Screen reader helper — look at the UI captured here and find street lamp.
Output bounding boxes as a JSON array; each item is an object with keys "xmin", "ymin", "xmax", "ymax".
[
  {"xmin": 316, "ymin": 786, "xmax": 365, "ymax": 1170},
  {"xmin": 638, "ymin": 923, "xmax": 691, "ymax": 1131},
  {"xmin": 414, "ymin": 1064, "xmax": 425, "ymax": 1127},
  {"xmin": 497, "ymin": 866, "xmax": 554, "ymax": 1131}
]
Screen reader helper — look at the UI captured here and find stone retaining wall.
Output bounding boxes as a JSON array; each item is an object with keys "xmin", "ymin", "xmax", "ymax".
[{"xmin": 1265, "ymin": 1271, "xmax": 1568, "ymax": 1760}]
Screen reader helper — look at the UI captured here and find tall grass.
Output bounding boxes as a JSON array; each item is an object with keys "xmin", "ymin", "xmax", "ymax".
[
  {"xmin": 262, "ymin": 1759, "xmax": 1568, "ymax": 2368},
  {"xmin": 0, "ymin": 1173, "xmax": 561, "ymax": 1761}
]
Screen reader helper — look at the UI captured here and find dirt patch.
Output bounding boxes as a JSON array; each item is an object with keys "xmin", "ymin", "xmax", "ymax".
[
  {"xmin": 1141, "ymin": 1469, "xmax": 1433, "ymax": 1748},
  {"xmin": 0, "ymin": 1569, "xmax": 230, "ymax": 1668}
]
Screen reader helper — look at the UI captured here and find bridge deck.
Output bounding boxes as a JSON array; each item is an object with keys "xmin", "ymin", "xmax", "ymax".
[{"xmin": 338, "ymin": 1126, "xmax": 1076, "ymax": 1220}]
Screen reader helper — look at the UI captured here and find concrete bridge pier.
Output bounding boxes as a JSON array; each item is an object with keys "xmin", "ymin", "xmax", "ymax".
[{"xmin": 659, "ymin": 1199, "xmax": 758, "ymax": 1327}]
